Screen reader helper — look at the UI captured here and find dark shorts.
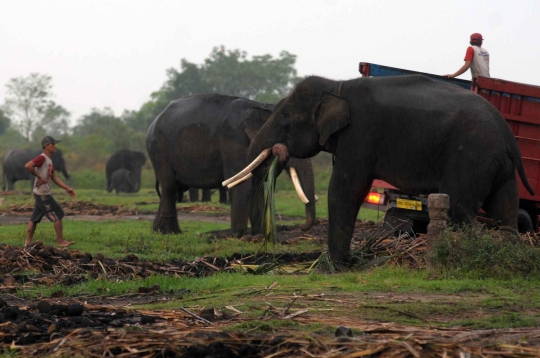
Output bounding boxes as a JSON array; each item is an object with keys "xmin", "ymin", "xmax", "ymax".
[{"xmin": 30, "ymin": 194, "xmax": 64, "ymax": 223}]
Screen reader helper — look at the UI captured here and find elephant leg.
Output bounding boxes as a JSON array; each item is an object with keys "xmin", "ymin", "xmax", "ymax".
[
  {"xmin": 327, "ymin": 166, "xmax": 372, "ymax": 265},
  {"xmin": 439, "ymin": 163, "xmax": 488, "ymax": 228},
  {"xmin": 8, "ymin": 179, "xmax": 15, "ymax": 191},
  {"xmin": 153, "ymin": 166, "xmax": 182, "ymax": 234},
  {"xmin": 189, "ymin": 188, "xmax": 199, "ymax": 202},
  {"xmin": 229, "ymin": 184, "xmax": 250, "ymax": 237},
  {"xmin": 219, "ymin": 187, "xmax": 228, "ymax": 204},
  {"xmin": 202, "ymin": 189, "xmax": 212, "ymax": 202},
  {"xmin": 481, "ymin": 177, "xmax": 519, "ymax": 230}
]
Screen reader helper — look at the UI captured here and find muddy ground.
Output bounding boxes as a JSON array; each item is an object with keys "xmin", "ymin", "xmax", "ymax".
[{"xmin": 1, "ymin": 202, "xmax": 540, "ymax": 356}]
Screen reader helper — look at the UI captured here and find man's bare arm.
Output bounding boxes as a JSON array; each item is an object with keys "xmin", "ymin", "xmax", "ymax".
[
  {"xmin": 445, "ymin": 60, "xmax": 471, "ymax": 78},
  {"xmin": 51, "ymin": 172, "xmax": 76, "ymax": 197}
]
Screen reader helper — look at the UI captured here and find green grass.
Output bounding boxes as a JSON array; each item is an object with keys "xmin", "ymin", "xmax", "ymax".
[{"xmin": 0, "ymin": 220, "xmax": 324, "ymax": 261}]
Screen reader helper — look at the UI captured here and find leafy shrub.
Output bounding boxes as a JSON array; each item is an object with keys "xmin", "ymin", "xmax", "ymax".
[{"xmin": 427, "ymin": 226, "xmax": 540, "ymax": 279}]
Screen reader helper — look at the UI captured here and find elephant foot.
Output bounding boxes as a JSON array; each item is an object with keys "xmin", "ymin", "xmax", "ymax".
[
  {"xmin": 328, "ymin": 250, "xmax": 351, "ymax": 271},
  {"xmin": 152, "ymin": 215, "xmax": 181, "ymax": 234}
]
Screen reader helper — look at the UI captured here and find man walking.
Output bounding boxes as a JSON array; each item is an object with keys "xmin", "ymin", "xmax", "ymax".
[
  {"xmin": 446, "ymin": 33, "xmax": 490, "ymax": 79},
  {"xmin": 24, "ymin": 136, "xmax": 76, "ymax": 247}
]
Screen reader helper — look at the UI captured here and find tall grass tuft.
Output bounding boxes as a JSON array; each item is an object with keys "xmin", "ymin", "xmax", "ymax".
[
  {"xmin": 427, "ymin": 226, "xmax": 540, "ymax": 279},
  {"xmin": 260, "ymin": 156, "xmax": 280, "ymax": 253}
]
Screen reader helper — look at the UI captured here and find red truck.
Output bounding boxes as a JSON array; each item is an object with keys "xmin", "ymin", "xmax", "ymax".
[{"xmin": 359, "ymin": 62, "xmax": 540, "ymax": 233}]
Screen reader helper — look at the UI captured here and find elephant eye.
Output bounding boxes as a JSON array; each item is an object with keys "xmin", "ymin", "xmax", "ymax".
[{"xmin": 281, "ymin": 111, "xmax": 288, "ymax": 118}]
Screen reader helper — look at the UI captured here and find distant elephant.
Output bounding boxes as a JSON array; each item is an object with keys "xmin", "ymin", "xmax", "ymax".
[
  {"xmin": 186, "ymin": 188, "xmax": 228, "ymax": 203},
  {"xmin": 109, "ymin": 169, "xmax": 136, "ymax": 194},
  {"xmin": 146, "ymin": 93, "xmax": 316, "ymax": 236},
  {"xmin": 106, "ymin": 150, "xmax": 146, "ymax": 193},
  {"xmin": 242, "ymin": 75, "xmax": 533, "ymax": 264},
  {"xmin": 2, "ymin": 148, "xmax": 70, "ymax": 191}
]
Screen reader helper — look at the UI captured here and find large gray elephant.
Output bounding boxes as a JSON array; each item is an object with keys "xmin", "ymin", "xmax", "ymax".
[
  {"xmin": 146, "ymin": 93, "xmax": 316, "ymax": 236},
  {"xmin": 241, "ymin": 75, "xmax": 533, "ymax": 264},
  {"xmin": 105, "ymin": 150, "xmax": 146, "ymax": 193},
  {"xmin": 2, "ymin": 148, "xmax": 70, "ymax": 191}
]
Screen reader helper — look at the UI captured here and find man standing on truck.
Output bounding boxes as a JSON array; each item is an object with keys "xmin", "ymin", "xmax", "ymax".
[{"xmin": 445, "ymin": 33, "xmax": 490, "ymax": 79}]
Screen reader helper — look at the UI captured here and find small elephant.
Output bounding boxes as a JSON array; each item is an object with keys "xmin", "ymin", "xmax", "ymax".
[
  {"xmin": 2, "ymin": 148, "xmax": 70, "ymax": 191},
  {"xmin": 244, "ymin": 75, "xmax": 534, "ymax": 264},
  {"xmin": 106, "ymin": 150, "xmax": 146, "ymax": 193},
  {"xmin": 109, "ymin": 169, "xmax": 135, "ymax": 194},
  {"xmin": 146, "ymin": 93, "xmax": 316, "ymax": 236}
]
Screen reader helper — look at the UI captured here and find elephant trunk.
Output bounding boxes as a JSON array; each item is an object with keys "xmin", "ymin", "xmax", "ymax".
[
  {"xmin": 243, "ymin": 145, "xmax": 288, "ymax": 235},
  {"xmin": 133, "ymin": 167, "xmax": 142, "ymax": 192}
]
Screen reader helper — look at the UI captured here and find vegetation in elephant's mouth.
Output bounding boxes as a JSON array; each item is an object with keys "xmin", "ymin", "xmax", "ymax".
[{"xmin": 260, "ymin": 156, "xmax": 280, "ymax": 252}]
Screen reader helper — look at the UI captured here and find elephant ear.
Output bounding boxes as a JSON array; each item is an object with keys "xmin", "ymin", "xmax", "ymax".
[
  {"xmin": 243, "ymin": 107, "xmax": 273, "ymax": 140},
  {"xmin": 313, "ymin": 92, "xmax": 350, "ymax": 146}
]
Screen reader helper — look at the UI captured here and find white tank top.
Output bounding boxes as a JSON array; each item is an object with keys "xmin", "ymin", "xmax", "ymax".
[
  {"xmin": 33, "ymin": 154, "xmax": 53, "ymax": 195},
  {"xmin": 470, "ymin": 46, "xmax": 490, "ymax": 78}
]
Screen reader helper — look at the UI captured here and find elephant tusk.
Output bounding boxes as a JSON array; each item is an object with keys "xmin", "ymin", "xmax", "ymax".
[
  {"xmin": 222, "ymin": 148, "xmax": 271, "ymax": 187},
  {"xmin": 289, "ymin": 167, "xmax": 310, "ymax": 204},
  {"xmin": 315, "ymin": 195, "xmax": 319, "ymax": 202},
  {"xmin": 227, "ymin": 172, "xmax": 253, "ymax": 189}
]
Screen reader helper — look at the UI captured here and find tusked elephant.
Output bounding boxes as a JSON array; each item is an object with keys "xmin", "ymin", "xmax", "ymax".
[
  {"xmin": 146, "ymin": 93, "xmax": 317, "ymax": 236},
  {"xmin": 237, "ymin": 75, "xmax": 534, "ymax": 264},
  {"xmin": 2, "ymin": 148, "xmax": 70, "ymax": 191},
  {"xmin": 106, "ymin": 150, "xmax": 146, "ymax": 193},
  {"xmin": 109, "ymin": 169, "xmax": 136, "ymax": 194}
]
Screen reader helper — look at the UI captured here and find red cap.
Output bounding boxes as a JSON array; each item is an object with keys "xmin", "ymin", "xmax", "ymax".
[{"xmin": 470, "ymin": 33, "xmax": 484, "ymax": 41}]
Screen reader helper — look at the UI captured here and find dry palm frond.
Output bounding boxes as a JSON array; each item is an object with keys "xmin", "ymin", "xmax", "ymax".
[{"xmin": 310, "ymin": 250, "xmax": 336, "ymax": 274}]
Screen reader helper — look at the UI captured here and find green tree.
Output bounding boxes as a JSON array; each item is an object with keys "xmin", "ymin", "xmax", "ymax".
[
  {"xmin": 0, "ymin": 109, "xmax": 11, "ymax": 135},
  {"xmin": 167, "ymin": 46, "xmax": 300, "ymax": 103},
  {"xmin": 72, "ymin": 108, "xmax": 145, "ymax": 160},
  {"xmin": 3, "ymin": 73, "xmax": 70, "ymax": 140},
  {"xmin": 125, "ymin": 46, "xmax": 301, "ymax": 133}
]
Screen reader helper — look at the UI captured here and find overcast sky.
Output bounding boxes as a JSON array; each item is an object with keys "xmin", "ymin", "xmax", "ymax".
[{"xmin": 1, "ymin": 0, "xmax": 539, "ymax": 123}]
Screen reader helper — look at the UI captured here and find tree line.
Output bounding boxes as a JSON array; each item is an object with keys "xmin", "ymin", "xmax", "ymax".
[{"xmin": 0, "ymin": 46, "xmax": 301, "ymax": 171}]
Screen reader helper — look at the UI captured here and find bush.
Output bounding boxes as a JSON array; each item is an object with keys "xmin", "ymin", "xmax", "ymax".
[{"xmin": 427, "ymin": 226, "xmax": 540, "ymax": 279}]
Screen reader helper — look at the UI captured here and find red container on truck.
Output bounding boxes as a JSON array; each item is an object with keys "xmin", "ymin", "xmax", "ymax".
[{"xmin": 359, "ymin": 62, "xmax": 540, "ymax": 233}]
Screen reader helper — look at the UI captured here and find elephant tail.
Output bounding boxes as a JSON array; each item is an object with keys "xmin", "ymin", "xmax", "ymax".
[
  {"xmin": 155, "ymin": 179, "xmax": 161, "ymax": 198},
  {"xmin": 508, "ymin": 143, "xmax": 534, "ymax": 196}
]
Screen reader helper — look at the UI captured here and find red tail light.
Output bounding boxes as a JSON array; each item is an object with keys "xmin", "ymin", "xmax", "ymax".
[{"xmin": 365, "ymin": 192, "xmax": 385, "ymax": 205}]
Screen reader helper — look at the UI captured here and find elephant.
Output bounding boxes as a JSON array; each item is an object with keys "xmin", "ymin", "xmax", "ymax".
[
  {"xmin": 105, "ymin": 150, "xmax": 146, "ymax": 193},
  {"xmin": 240, "ymin": 75, "xmax": 534, "ymax": 264},
  {"xmin": 186, "ymin": 188, "xmax": 228, "ymax": 203},
  {"xmin": 146, "ymin": 93, "xmax": 317, "ymax": 236},
  {"xmin": 109, "ymin": 169, "xmax": 136, "ymax": 194},
  {"xmin": 2, "ymin": 148, "xmax": 70, "ymax": 191}
]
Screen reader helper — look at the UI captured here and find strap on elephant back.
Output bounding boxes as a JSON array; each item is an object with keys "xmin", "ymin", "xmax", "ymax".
[{"xmin": 331, "ymin": 81, "xmax": 344, "ymax": 167}]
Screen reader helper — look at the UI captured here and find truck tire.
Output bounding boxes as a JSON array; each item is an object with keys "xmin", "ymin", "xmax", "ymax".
[
  {"xmin": 517, "ymin": 209, "xmax": 533, "ymax": 233},
  {"xmin": 383, "ymin": 208, "xmax": 414, "ymax": 236}
]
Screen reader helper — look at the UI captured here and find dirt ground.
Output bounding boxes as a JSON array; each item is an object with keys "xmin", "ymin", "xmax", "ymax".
[{"xmin": 1, "ymin": 202, "xmax": 540, "ymax": 356}]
